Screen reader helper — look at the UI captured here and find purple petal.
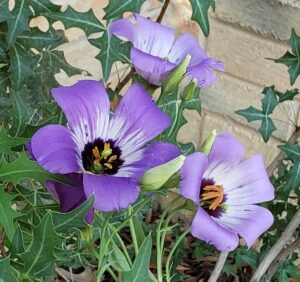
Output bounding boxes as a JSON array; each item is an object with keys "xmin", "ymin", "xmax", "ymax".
[
  {"xmin": 188, "ymin": 58, "xmax": 224, "ymax": 88},
  {"xmin": 26, "ymin": 141, "xmax": 36, "ymax": 160},
  {"xmin": 180, "ymin": 152, "xmax": 208, "ymax": 203},
  {"xmin": 223, "ymin": 154, "xmax": 275, "ymax": 205},
  {"xmin": 31, "ymin": 125, "xmax": 80, "ymax": 174},
  {"xmin": 83, "ymin": 174, "xmax": 140, "ymax": 211},
  {"xmin": 46, "ymin": 173, "xmax": 94, "ymax": 223},
  {"xmin": 134, "ymin": 14, "xmax": 175, "ymax": 57},
  {"xmin": 168, "ymin": 34, "xmax": 207, "ymax": 65},
  {"xmin": 109, "ymin": 18, "xmax": 136, "ymax": 42},
  {"xmin": 217, "ymin": 205, "xmax": 274, "ymax": 247},
  {"xmin": 204, "ymin": 133, "xmax": 245, "ymax": 179},
  {"xmin": 191, "ymin": 207, "xmax": 239, "ymax": 251},
  {"xmin": 130, "ymin": 47, "xmax": 176, "ymax": 85},
  {"xmin": 109, "ymin": 83, "xmax": 171, "ymax": 156},
  {"xmin": 52, "ymin": 80, "xmax": 110, "ymax": 152}
]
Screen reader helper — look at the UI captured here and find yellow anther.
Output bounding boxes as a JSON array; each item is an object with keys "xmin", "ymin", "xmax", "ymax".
[
  {"xmin": 104, "ymin": 163, "xmax": 113, "ymax": 169},
  {"xmin": 92, "ymin": 146, "xmax": 101, "ymax": 159},
  {"xmin": 104, "ymin": 143, "xmax": 110, "ymax": 150},
  {"xmin": 201, "ymin": 185, "xmax": 224, "ymax": 211},
  {"xmin": 93, "ymin": 158, "xmax": 100, "ymax": 165},
  {"xmin": 108, "ymin": 155, "xmax": 117, "ymax": 163}
]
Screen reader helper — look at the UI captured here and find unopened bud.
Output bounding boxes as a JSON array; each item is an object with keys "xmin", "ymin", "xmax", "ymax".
[
  {"xmin": 200, "ymin": 130, "xmax": 217, "ymax": 155},
  {"xmin": 181, "ymin": 79, "xmax": 198, "ymax": 101}
]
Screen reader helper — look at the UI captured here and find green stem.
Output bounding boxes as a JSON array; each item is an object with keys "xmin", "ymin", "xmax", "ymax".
[
  {"xmin": 128, "ymin": 205, "xmax": 139, "ymax": 255},
  {"xmin": 107, "ymin": 267, "xmax": 118, "ymax": 281},
  {"xmin": 165, "ymin": 229, "xmax": 190, "ymax": 282},
  {"xmin": 156, "ymin": 196, "xmax": 181, "ymax": 282}
]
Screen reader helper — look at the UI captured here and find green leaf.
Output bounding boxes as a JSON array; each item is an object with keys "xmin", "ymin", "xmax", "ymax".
[
  {"xmin": 262, "ymin": 87, "xmax": 278, "ymax": 115},
  {"xmin": 279, "ymin": 269, "xmax": 289, "ymax": 282},
  {"xmin": 51, "ymin": 196, "xmax": 94, "ymax": 234},
  {"xmin": 285, "ymin": 264, "xmax": 300, "ymax": 279},
  {"xmin": 30, "ymin": 0, "xmax": 60, "ymax": 13},
  {"xmin": 274, "ymin": 28, "xmax": 300, "ymax": 85},
  {"xmin": 0, "ymin": 256, "xmax": 18, "ymax": 282},
  {"xmin": 93, "ymin": 31, "xmax": 131, "ymax": 81},
  {"xmin": 9, "ymin": 43, "xmax": 39, "ymax": 89},
  {"xmin": 259, "ymin": 117, "xmax": 276, "ymax": 143},
  {"xmin": 21, "ymin": 213, "xmax": 62, "ymax": 277},
  {"xmin": 188, "ymin": 0, "xmax": 214, "ymax": 37},
  {"xmin": 17, "ymin": 29, "xmax": 66, "ymax": 51},
  {"xmin": 236, "ymin": 107, "xmax": 264, "ymax": 122},
  {"xmin": 44, "ymin": 7, "xmax": 104, "ymax": 35},
  {"xmin": 120, "ymin": 233, "xmax": 155, "ymax": 282},
  {"xmin": 7, "ymin": 0, "xmax": 30, "ymax": 47},
  {"xmin": 277, "ymin": 89, "xmax": 299, "ymax": 102},
  {"xmin": 10, "ymin": 226, "xmax": 25, "ymax": 258},
  {"xmin": 104, "ymin": 0, "xmax": 146, "ymax": 20},
  {"xmin": 9, "ymin": 87, "xmax": 35, "ymax": 136},
  {"xmin": 0, "ymin": 0, "xmax": 10, "ymax": 23},
  {"xmin": 0, "ymin": 151, "xmax": 68, "ymax": 186},
  {"xmin": 278, "ymin": 143, "xmax": 300, "ymax": 189},
  {"xmin": 0, "ymin": 189, "xmax": 22, "ymax": 241},
  {"xmin": 0, "ymin": 127, "xmax": 28, "ymax": 154},
  {"xmin": 110, "ymin": 241, "xmax": 131, "ymax": 272},
  {"xmin": 132, "ymin": 215, "xmax": 145, "ymax": 248}
]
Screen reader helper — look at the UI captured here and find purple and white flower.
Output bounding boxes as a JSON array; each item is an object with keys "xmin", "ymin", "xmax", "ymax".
[
  {"xmin": 110, "ymin": 14, "xmax": 224, "ymax": 87},
  {"xmin": 180, "ymin": 133, "xmax": 275, "ymax": 251},
  {"xmin": 30, "ymin": 80, "xmax": 180, "ymax": 212}
]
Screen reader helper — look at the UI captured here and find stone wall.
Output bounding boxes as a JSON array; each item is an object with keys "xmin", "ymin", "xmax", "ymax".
[{"xmin": 45, "ymin": 0, "xmax": 300, "ymax": 164}]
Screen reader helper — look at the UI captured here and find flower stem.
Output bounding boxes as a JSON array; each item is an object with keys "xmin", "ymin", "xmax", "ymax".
[
  {"xmin": 156, "ymin": 0, "xmax": 171, "ymax": 23},
  {"xmin": 208, "ymin": 251, "xmax": 229, "ymax": 282},
  {"xmin": 128, "ymin": 205, "xmax": 139, "ymax": 255},
  {"xmin": 165, "ymin": 228, "xmax": 190, "ymax": 282}
]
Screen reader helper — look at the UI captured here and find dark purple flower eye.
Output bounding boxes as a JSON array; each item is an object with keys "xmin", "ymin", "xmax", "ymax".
[
  {"xmin": 179, "ymin": 133, "xmax": 275, "ymax": 251},
  {"xmin": 30, "ymin": 80, "xmax": 181, "ymax": 212}
]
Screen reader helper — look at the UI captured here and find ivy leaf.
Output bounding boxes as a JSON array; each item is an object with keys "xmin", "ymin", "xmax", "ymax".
[
  {"xmin": 0, "ymin": 189, "xmax": 22, "ymax": 241},
  {"xmin": 9, "ymin": 87, "xmax": 35, "ymax": 137},
  {"xmin": 10, "ymin": 226, "xmax": 25, "ymax": 258},
  {"xmin": 0, "ymin": 127, "xmax": 28, "ymax": 154},
  {"xmin": 104, "ymin": 0, "xmax": 146, "ymax": 20},
  {"xmin": 0, "ymin": 151, "xmax": 69, "ymax": 186},
  {"xmin": 21, "ymin": 213, "xmax": 62, "ymax": 277},
  {"xmin": 188, "ymin": 0, "xmax": 214, "ymax": 37},
  {"xmin": 274, "ymin": 28, "xmax": 300, "ymax": 85},
  {"xmin": 0, "ymin": 256, "xmax": 18, "ymax": 282},
  {"xmin": 44, "ymin": 7, "xmax": 104, "ymax": 35},
  {"xmin": 0, "ymin": 0, "xmax": 10, "ymax": 23},
  {"xmin": 7, "ymin": 0, "xmax": 31, "ymax": 47},
  {"xmin": 236, "ymin": 87, "xmax": 278, "ymax": 142},
  {"xmin": 92, "ymin": 31, "xmax": 131, "ymax": 81},
  {"xmin": 278, "ymin": 143, "xmax": 300, "ymax": 189},
  {"xmin": 277, "ymin": 89, "xmax": 299, "ymax": 103},
  {"xmin": 9, "ymin": 43, "xmax": 39, "ymax": 89},
  {"xmin": 30, "ymin": 0, "xmax": 60, "ymax": 13},
  {"xmin": 120, "ymin": 234, "xmax": 155, "ymax": 282},
  {"xmin": 51, "ymin": 196, "xmax": 94, "ymax": 234}
]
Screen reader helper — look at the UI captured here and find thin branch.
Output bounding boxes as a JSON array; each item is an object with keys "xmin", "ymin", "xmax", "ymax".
[
  {"xmin": 267, "ymin": 127, "xmax": 300, "ymax": 177},
  {"xmin": 208, "ymin": 251, "xmax": 229, "ymax": 282},
  {"xmin": 266, "ymin": 236, "xmax": 300, "ymax": 280},
  {"xmin": 250, "ymin": 208, "xmax": 300, "ymax": 282},
  {"xmin": 114, "ymin": 0, "xmax": 172, "ymax": 93},
  {"xmin": 156, "ymin": 0, "xmax": 171, "ymax": 23}
]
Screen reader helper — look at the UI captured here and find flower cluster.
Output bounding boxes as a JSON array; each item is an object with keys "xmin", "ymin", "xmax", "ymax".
[{"xmin": 29, "ymin": 15, "xmax": 275, "ymax": 251}]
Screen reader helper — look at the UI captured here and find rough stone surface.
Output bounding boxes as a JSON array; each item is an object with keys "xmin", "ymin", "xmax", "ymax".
[
  {"xmin": 278, "ymin": 0, "xmax": 300, "ymax": 9},
  {"xmin": 207, "ymin": 18, "xmax": 300, "ymax": 91},
  {"xmin": 214, "ymin": 0, "xmax": 300, "ymax": 41}
]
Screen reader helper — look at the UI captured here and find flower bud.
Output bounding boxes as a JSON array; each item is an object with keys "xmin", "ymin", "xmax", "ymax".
[
  {"xmin": 80, "ymin": 227, "xmax": 93, "ymax": 244},
  {"xmin": 200, "ymin": 130, "xmax": 217, "ymax": 155},
  {"xmin": 181, "ymin": 79, "xmax": 198, "ymax": 101},
  {"xmin": 163, "ymin": 55, "xmax": 191, "ymax": 93},
  {"xmin": 141, "ymin": 155, "xmax": 186, "ymax": 191}
]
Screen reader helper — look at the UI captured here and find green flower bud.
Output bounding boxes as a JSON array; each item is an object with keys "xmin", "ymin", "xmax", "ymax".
[
  {"xmin": 163, "ymin": 55, "xmax": 191, "ymax": 93},
  {"xmin": 80, "ymin": 227, "xmax": 93, "ymax": 244},
  {"xmin": 181, "ymin": 79, "xmax": 198, "ymax": 101},
  {"xmin": 141, "ymin": 155, "xmax": 186, "ymax": 192},
  {"xmin": 200, "ymin": 130, "xmax": 217, "ymax": 155}
]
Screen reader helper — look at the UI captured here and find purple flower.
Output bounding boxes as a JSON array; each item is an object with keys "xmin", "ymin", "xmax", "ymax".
[
  {"xmin": 109, "ymin": 14, "xmax": 224, "ymax": 87},
  {"xmin": 30, "ymin": 80, "xmax": 180, "ymax": 212},
  {"xmin": 180, "ymin": 133, "xmax": 274, "ymax": 251}
]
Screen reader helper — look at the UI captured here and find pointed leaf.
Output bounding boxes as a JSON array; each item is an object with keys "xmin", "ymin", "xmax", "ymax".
[
  {"xmin": 0, "ymin": 127, "xmax": 28, "ymax": 154},
  {"xmin": 120, "ymin": 234, "xmax": 155, "ymax": 282},
  {"xmin": 0, "ymin": 189, "xmax": 22, "ymax": 241},
  {"xmin": 235, "ymin": 106, "xmax": 264, "ymax": 122},
  {"xmin": 262, "ymin": 87, "xmax": 278, "ymax": 114},
  {"xmin": 278, "ymin": 89, "xmax": 299, "ymax": 102},
  {"xmin": 7, "ymin": 0, "xmax": 30, "ymax": 47},
  {"xmin": 104, "ymin": 0, "xmax": 146, "ymax": 20},
  {"xmin": 51, "ymin": 196, "xmax": 94, "ymax": 234},
  {"xmin": 21, "ymin": 213, "xmax": 62, "ymax": 277},
  {"xmin": 0, "ymin": 256, "xmax": 18, "ymax": 282},
  {"xmin": 0, "ymin": 151, "xmax": 69, "ymax": 186},
  {"xmin": 258, "ymin": 117, "xmax": 276, "ymax": 142},
  {"xmin": 0, "ymin": 0, "xmax": 10, "ymax": 22},
  {"xmin": 10, "ymin": 226, "xmax": 25, "ymax": 258},
  {"xmin": 188, "ymin": 0, "xmax": 214, "ymax": 37},
  {"xmin": 44, "ymin": 7, "xmax": 104, "ymax": 35}
]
